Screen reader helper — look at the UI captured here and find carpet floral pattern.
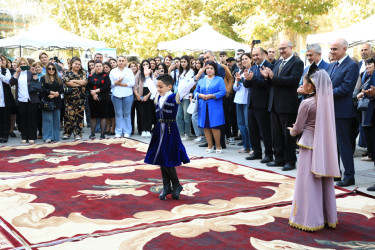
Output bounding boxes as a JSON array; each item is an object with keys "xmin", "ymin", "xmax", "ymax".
[{"xmin": 0, "ymin": 139, "xmax": 374, "ymax": 249}]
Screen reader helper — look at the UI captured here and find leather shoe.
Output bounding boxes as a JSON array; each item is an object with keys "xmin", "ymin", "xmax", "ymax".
[
  {"xmin": 246, "ymin": 154, "xmax": 262, "ymax": 160},
  {"xmin": 159, "ymin": 185, "xmax": 172, "ymax": 200},
  {"xmin": 260, "ymin": 155, "xmax": 273, "ymax": 164},
  {"xmin": 199, "ymin": 142, "xmax": 208, "ymax": 147},
  {"xmin": 172, "ymin": 185, "xmax": 183, "ymax": 200},
  {"xmin": 266, "ymin": 161, "xmax": 285, "ymax": 167},
  {"xmin": 334, "ymin": 177, "xmax": 341, "ymax": 182},
  {"xmin": 282, "ymin": 163, "xmax": 296, "ymax": 171},
  {"xmin": 336, "ymin": 179, "xmax": 355, "ymax": 187},
  {"xmin": 367, "ymin": 184, "xmax": 375, "ymax": 191}
]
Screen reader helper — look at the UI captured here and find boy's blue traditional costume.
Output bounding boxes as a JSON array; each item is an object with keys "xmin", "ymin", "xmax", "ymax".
[{"xmin": 144, "ymin": 76, "xmax": 195, "ymax": 200}]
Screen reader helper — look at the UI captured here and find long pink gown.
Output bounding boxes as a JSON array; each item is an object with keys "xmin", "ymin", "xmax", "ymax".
[{"xmin": 289, "ymin": 96, "xmax": 338, "ymax": 231}]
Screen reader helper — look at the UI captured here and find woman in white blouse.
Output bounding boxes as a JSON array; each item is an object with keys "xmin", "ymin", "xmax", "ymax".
[
  {"xmin": 176, "ymin": 55, "xmax": 195, "ymax": 141},
  {"xmin": 233, "ymin": 53, "xmax": 252, "ymax": 153},
  {"xmin": 10, "ymin": 57, "xmax": 40, "ymax": 144},
  {"xmin": 109, "ymin": 56, "xmax": 135, "ymax": 138}
]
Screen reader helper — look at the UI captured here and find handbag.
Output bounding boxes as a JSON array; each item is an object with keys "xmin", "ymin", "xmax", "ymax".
[
  {"xmin": 187, "ymin": 95, "xmax": 198, "ymax": 114},
  {"xmin": 40, "ymin": 98, "xmax": 55, "ymax": 112},
  {"xmin": 28, "ymin": 81, "xmax": 42, "ymax": 93},
  {"xmin": 357, "ymin": 97, "xmax": 370, "ymax": 111}
]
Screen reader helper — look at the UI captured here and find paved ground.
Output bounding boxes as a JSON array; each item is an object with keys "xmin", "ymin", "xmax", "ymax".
[{"xmin": 2, "ymin": 127, "xmax": 375, "ymax": 195}]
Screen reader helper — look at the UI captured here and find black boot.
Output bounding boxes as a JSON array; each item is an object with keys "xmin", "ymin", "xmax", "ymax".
[
  {"xmin": 166, "ymin": 167, "xmax": 183, "ymax": 200},
  {"xmin": 159, "ymin": 167, "xmax": 172, "ymax": 200}
]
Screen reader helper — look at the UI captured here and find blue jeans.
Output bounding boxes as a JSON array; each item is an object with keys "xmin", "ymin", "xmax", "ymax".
[
  {"xmin": 192, "ymin": 109, "xmax": 204, "ymax": 136},
  {"xmin": 112, "ymin": 95, "xmax": 134, "ymax": 136},
  {"xmin": 236, "ymin": 103, "xmax": 251, "ymax": 149},
  {"xmin": 42, "ymin": 109, "xmax": 61, "ymax": 141},
  {"xmin": 176, "ymin": 99, "xmax": 192, "ymax": 136}
]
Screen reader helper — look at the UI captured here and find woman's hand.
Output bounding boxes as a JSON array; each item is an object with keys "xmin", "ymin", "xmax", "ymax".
[
  {"xmin": 297, "ymin": 85, "xmax": 306, "ymax": 95},
  {"xmin": 364, "ymin": 86, "xmax": 375, "ymax": 96},
  {"xmin": 135, "ymin": 93, "xmax": 141, "ymax": 101},
  {"xmin": 93, "ymin": 94, "xmax": 99, "ymax": 101},
  {"xmin": 143, "ymin": 94, "xmax": 150, "ymax": 102},
  {"xmin": 357, "ymin": 92, "xmax": 364, "ymax": 100},
  {"xmin": 90, "ymin": 90, "xmax": 97, "ymax": 96},
  {"xmin": 235, "ymin": 72, "xmax": 241, "ymax": 82}
]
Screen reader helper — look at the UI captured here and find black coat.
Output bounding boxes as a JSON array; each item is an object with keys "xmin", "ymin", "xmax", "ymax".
[
  {"xmin": 41, "ymin": 76, "xmax": 64, "ymax": 109},
  {"xmin": 244, "ymin": 60, "xmax": 274, "ymax": 109},
  {"xmin": 267, "ymin": 56, "xmax": 304, "ymax": 113},
  {"xmin": 87, "ymin": 72, "xmax": 111, "ymax": 101},
  {"xmin": 0, "ymin": 68, "xmax": 16, "ymax": 108},
  {"xmin": 9, "ymin": 70, "xmax": 40, "ymax": 104}
]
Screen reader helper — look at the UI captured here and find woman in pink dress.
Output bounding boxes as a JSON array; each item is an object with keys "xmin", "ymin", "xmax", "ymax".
[{"xmin": 288, "ymin": 64, "xmax": 340, "ymax": 231}]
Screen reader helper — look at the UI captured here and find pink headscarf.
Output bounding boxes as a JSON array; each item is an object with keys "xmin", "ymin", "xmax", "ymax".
[{"xmin": 310, "ymin": 70, "xmax": 340, "ymax": 177}]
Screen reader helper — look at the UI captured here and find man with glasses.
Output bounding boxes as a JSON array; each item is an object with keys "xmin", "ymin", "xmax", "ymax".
[
  {"xmin": 298, "ymin": 44, "xmax": 329, "ymax": 87},
  {"xmin": 260, "ymin": 40, "xmax": 304, "ymax": 171}
]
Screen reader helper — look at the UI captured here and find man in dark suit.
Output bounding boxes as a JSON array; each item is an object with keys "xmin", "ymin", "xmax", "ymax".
[
  {"xmin": 327, "ymin": 38, "xmax": 359, "ymax": 187},
  {"xmin": 359, "ymin": 43, "xmax": 372, "ymax": 74},
  {"xmin": 243, "ymin": 47, "xmax": 274, "ymax": 163},
  {"xmin": 260, "ymin": 40, "xmax": 304, "ymax": 171},
  {"xmin": 299, "ymin": 44, "xmax": 329, "ymax": 86}
]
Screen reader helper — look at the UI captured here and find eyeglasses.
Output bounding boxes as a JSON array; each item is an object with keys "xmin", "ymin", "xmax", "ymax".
[{"xmin": 47, "ymin": 67, "xmax": 56, "ymax": 71}]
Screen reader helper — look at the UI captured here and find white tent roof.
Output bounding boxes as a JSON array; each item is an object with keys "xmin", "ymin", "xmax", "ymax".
[
  {"xmin": 306, "ymin": 14, "xmax": 375, "ymax": 47},
  {"xmin": 0, "ymin": 20, "xmax": 105, "ymax": 49},
  {"xmin": 158, "ymin": 23, "xmax": 250, "ymax": 51}
]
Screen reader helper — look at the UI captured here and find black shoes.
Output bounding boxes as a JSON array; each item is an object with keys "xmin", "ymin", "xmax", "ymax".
[
  {"xmin": 266, "ymin": 161, "xmax": 285, "ymax": 167},
  {"xmin": 260, "ymin": 155, "xmax": 273, "ymax": 164},
  {"xmin": 238, "ymin": 141, "xmax": 244, "ymax": 146},
  {"xmin": 367, "ymin": 184, "xmax": 375, "ymax": 191},
  {"xmin": 100, "ymin": 134, "xmax": 105, "ymax": 139},
  {"xmin": 199, "ymin": 142, "xmax": 208, "ymax": 147},
  {"xmin": 336, "ymin": 179, "xmax": 355, "ymax": 187},
  {"xmin": 0, "ymin": 138, "xmax": 8, "ymax": 143},
  {"xmin": 9, "ymin": 132, "xmax": 16, "ymax": 138},
  {"xmin": 159, "ymin": 185, "xmax": 173, "ymax": 200},
  {"xmin": 246, "ymin": 154, "xmax": 262, "ymax": 160},
  {"xmin": 172, "ymin": 185, "xmax": 183, "ymax": 200},
  {"xmin": 89, "ymin": 134, "xmax": 96, "ymax": 139},
  {"xmin": 282, "ymin": 163, "xmax": 296, "ymax": 171}
]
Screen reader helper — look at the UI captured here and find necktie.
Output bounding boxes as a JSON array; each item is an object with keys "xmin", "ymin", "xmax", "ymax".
[
  {"xmin": 330, "ymin": 61, "xmax": 339, "ymax": 77},
  {"xmin": 278, "ymin": 60, "xmax": 286, "ymax": 75}
]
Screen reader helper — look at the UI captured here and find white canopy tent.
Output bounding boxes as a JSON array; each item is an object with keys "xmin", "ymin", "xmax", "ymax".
[
  {"xmin": 306, "ymin": 14, "xmax": 375, "ymax": 47},
  {"xmin": 157, "ymin": 23, "xmax": 250, "ymax": 52},
  {"xmin": 0, "ymin": 20, "xmax": 105, "ymax": 55}
]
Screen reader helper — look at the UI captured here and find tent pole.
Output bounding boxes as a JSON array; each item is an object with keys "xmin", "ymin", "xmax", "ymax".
[
  {"xmin": 71, "ymin": 47, "xmax": 73, "ymax": 57},
  {"xmin": 19, "ymin": 45, "xmax": 21, "ymax": 57}
]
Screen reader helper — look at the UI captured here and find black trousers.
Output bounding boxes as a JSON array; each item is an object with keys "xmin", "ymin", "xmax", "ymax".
[
  {"xmin": 135, "ymin": 99, "xmax": 154, "ymax": 132},
  {"xmin": 0, "ymin": 107, "xmax": 11, "ymax": 139},
  {"xmin": 249, "ymin": 107, "xmax": 273, "ymax": 157},
  {"xmin": 18, "ymin": 101, "xmax": 38, "ymax": 140},
  {"xmin": 364, "ymin": 126, "xmax": 374, "ymax": 159},
  {"xmin": 228, "ymin": 93, "xmax": 238, "ymax": 137},
  {"xmin": 271, "ymin": 111, "xmax": 297, "ymax": 164},
  {"xmin": 222, "ymin": 96, "xmax": 231, "ymax": 138}
]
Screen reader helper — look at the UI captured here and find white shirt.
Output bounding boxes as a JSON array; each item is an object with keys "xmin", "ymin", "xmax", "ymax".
[
  {"xmin": 109, "ymin": 67, "xmax": 135, "ymax": 98},
  {"xmin": 145, "ymin": 77, "xmax": 196, "ymax": 107},
  {"xmin": 233, "ymin": 69, "xmax": 249, "ymax": 105},
  {"xmin": 337, "ymin": 55, "xmax": 349, "ymax": 65},
  {"xmin": 0, "ymin": 68, "xmax": 11, "ymax": 107},
  {"xmin": 360, "ymin": 59, "xmax": 366, "ymax": 74},
  {"xmin": 178, "ymin": 69, "xmax": 194, "ymax": 99},
  {"xmin": 18, "ymin": 71, "xmax": 30, "ymax": 102}
]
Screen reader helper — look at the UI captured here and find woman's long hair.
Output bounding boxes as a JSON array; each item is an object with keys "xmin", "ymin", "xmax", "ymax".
[
  {"xmin": 179, "ymin": 55, "xmax": 191, "ymax": 78},
  {"xmin": 140, "ymin": 59, "xmax": 152, "ymax": 83},
  {"xmin": 194, "ymin": 58, "xmax": 204, "ymax": 75},
  {"xmin": 44, "ymin": 62, "xmax": 63, "ymax": 85}
]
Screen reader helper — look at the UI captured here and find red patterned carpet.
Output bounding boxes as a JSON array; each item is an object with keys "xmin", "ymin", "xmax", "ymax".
[{"xmin": 0, "ymin": 139, "xmax": 374, "ymax": 249}]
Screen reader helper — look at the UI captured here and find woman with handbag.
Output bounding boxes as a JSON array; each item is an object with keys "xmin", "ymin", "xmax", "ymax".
[
  {"xmin": 41, "ymin": 63, "xmax": 63, "ymax": 143},
  {"xmin": 10, "ymin": 57, "xmax": 40, "ymax": 144},
  {"xmin": 62, "ymin": 57, "xmax": 88, "ymax": 140},
  {"xmin": 87, "ymin": 61, "xmax": 111, "ymax": 139},
  {"xmin": 357, "ymin": 58, "xmax": 375, "ymax": 162}
]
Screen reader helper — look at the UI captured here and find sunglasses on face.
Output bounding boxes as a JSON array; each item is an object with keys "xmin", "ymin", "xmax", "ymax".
[{"xmin": 47, "ymin": 67, "xmax": 56, "ymax": 71}]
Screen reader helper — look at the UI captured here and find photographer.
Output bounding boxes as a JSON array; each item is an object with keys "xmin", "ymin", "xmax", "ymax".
[{"xmin": 10, "ymin": 57, "xmax": 40, "ymax": 144}]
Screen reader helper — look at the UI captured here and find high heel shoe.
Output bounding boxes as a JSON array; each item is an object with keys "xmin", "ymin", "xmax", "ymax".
[
  {"xmin": 216, "ymin": 148, "xmax": 222, "ymax": 154},
  {"xmin": 205, "ymin": 147, "xmax": 214, "ymax": 153}
]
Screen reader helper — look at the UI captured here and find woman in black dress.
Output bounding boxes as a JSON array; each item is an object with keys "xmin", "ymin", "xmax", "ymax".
[{"xmin": 87, "ymin": 61, "xmax": 111, "ymax": 139}]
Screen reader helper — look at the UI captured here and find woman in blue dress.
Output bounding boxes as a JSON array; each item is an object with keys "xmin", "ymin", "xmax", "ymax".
[
  {"xmin": 143, "ymin": 67, "xmax": 196, "ymax": 200},
  {"xmin": 194, "ymin": 61, "xmax": 226, "ymax": 153}
]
